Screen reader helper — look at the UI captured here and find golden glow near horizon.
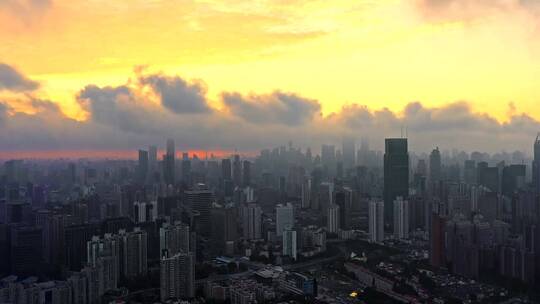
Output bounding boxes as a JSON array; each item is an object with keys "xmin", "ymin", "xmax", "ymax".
[{"xmin": 2, "ymin": 0, "xmax": 540, "ymax": 121}]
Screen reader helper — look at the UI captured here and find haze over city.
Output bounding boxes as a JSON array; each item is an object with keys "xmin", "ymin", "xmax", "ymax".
[{"xmin": 3, "ymin": 1, "xmax": 540, "ymax": 304}]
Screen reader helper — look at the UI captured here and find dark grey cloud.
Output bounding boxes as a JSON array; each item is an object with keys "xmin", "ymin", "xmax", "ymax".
[
  {"xmin": 139, "ymin": 74, "xmax": 211, "ymax": 114},
  {"xmin": 77, "ymin": 84, "xmax": 164, "ymax": 135},
  {"xmin": 1, "ymin": 68, "xmax": 540, "ymax": 155},
  {"xmin": 222, "ymin": 91, "xmax": 321, "ymax": 126},
  {"xmin": 0, "ymin": 63, "xmax": 39, "ymax": 92}
]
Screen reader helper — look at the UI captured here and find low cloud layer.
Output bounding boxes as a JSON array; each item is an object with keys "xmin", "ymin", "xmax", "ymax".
[
  {"xmin": 222, "ymin": 91, "xmax": 321, "ymax": 126},
  {"xmin": 139, "ymin": 74, "xmax": 212, "ymax": 114},
  {"xmin": 0, "ymin": 63, "xmax": 39, "ymax": 92},
  {"xmin": 0, "ymin": 66, "xmax": 539, "ymax": 155}
]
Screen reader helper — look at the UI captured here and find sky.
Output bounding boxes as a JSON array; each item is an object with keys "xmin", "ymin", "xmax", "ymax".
[{"xmin": 1, "ymin": 0, "xmax": 540, "ymax": 157}]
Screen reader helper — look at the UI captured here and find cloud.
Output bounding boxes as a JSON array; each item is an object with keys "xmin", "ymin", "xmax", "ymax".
[
  {"xmin": 0, "ymin": 63, "xmax": 39, "ymax": 92},
  {"xmin": 139, "ymin": 74, "xmax": 211, "ymax": 114},
  {"xmin": 1, "ymin": 68, "xmax": 540, "ymax": 155},
  {"xmin": 415, "ymin": 0, "xmax": 540, "ymax": 22},
  {"xmin": 0, "ymin": 0, "xmax": 51, "ymax": 22},
  {"xmin": 222, "ymin": 91, "xmax": 321, "ymax": 125}
]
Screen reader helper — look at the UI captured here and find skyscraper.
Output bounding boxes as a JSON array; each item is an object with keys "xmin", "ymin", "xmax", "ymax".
[
  {"xmin": 342, "ymin": 137, "xmax": 356, "ymax": 170},
  {"xmin": 429, "ymin": 212, "xmax": 446, "ymax": 267},
  {"xmin": 148, "ymin": 145, "xmax": 158, "ymax": 172},
  {"xmin": 384, "ymin": 138, "xmax": 409, "ymax": 226},
  {"xmin": 87, "ymin": 234, "xmax": 120, "ymax": 291},
  {"xmin": 233, "ymin": 155, "xmax": 242, "ymax": 186},
  {"xmin": 276, "ymin": 203, "xmax": 294, "ymax": 236},
  {"xmin": 164, "ymin": 139, "xmax": 176, "ymax": 185},
  {"xmin": 160, "ymin": 221, "xmax": 193, "ymax": 257},
  {"xmin": 138, "ymin": 149, "xmax": 149, "ymax": 183},
  {"xmin": 242, "ymin": 160, "xmax": 251, "ymax": 187},
  {"xmin": 321, "ymin": 144, "xmax": 336, "ymax": 176},
  {"xmin": 334, "ymin": 188, "xmax": 352, "ymax": 230},
  {"xmin": 429, "ymin": 147, "xmax": 442, "ymax": 183},
  {"xmin": 393, "ymin": 197, "xmax": 409, "ymax": 240},
  {"xmin": 301, "ymin": 176, "xmax": 311, "ymax": 209},
  {"xmin": 221, "ymin": 158, "xmax": 232, "ymax": 181},
  {"xmin": 185, "ymin": 185, "xmax": 213, "ymax": 238},
  {"xmin": 369, "ymin": 200, "xmax": 384, "ymax": 243},
  {"xmin": 533, "ymin": 134, "xmax": 540, "ymax": 194},
  {"xmin": 119, "ymin": 228, "xmax": 148, "ymax": 279},
  {"xmin": 10, "ymin": 225, "xmax": 43, "ymax": 275},
  {"xmin": 160, "ymin": 251, "xmax": 195, "ymax": 301},
  {"xmin": 327, "ymin": 204, "xmax": 340, "ymax": 233},
  {"xmin": 282, "ymin": 228, "xmax": 297, "ymax": 260},
  {"xmin": 242, "ymin": 203, "xmax": 262, "ymax": 240}
]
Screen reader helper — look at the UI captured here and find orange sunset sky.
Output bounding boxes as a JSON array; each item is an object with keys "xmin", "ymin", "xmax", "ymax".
[{"xmin": 1, "ymin": 0, "xmax": 540, "ymax": 156}]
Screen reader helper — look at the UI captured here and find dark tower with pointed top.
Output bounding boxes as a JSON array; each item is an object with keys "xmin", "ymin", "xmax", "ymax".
[
  {"xmin": 384, "ymin": 138, "xmax": 409, "ymax": 228},
  {"xmin": 533, "ymin": 134, "xmax": 540, "ymax": 194}
]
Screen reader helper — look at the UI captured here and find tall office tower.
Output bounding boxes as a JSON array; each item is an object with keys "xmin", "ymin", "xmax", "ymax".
[
  {"xmin": 210, "ymin": 206, "xmax": 238, "ymax": 249},
  {"xmin": 166, "ymin": 138, "xmax": 175, "ymax": 156},
  {"xmin": 502, "ymin": 164, "xmax": 526, "ymax": 196},
  {"xmin": 327, "ymin": 204, "xmax": 340, "ymax": 233},
  {"xmin": 137, "ymin": 149, "xmax": 149, "ymax": 183},
  {"xmin": 342, "ymin": 137, "xmax": 356, "ymax": 170},
  {"xmin": 393, "ymin": 197, "xmax": 409, "ymax": 240},
  {"xmin": 119, "ymin": 228, "xmax": 148, "ymax": 279},
  {"xmin": 164, "ymin": 139, "xmax": 176, "ymax": 186},
  {"xmin": 357, "ymin": 138, "xmax": 369, "ymax": 166},
  {"xmin": 221, "ymin": 158, "xmax": 232, "ymax": 181},
  {"xmin": 321, "ymin": 144, "xmax": 336, "ymax": 175},
  {"xmin": 429, "ymin": 212, "xmax": 446, "ymax": 267},
  {"xmin": 318, "ymin": 182, "xmax": 334, "ymax": 213},
  {"xmin": 181, "ymin": 158, "xmax": 192, "ymax": 185},
  {"xmin": 65, "ymin": 224, "xmax": 100, "ymax": 271},
  {"xmin": 87, "ymin": 234, "xmax": 120, "ymax": 291},
  {"xmin": 301, "ymin": 176, "xmax": 311, "ymax": 209},
  {"xmin": 464, "ymin": 160, "xmax": 476, "ymax": 185},
  {"xmin": 160, "ymin": 251, "xmax": 195, "ymax": 301},
  {"xmin": 276, "ymin": 203, "xmax": 294, "ymax": 236},
  {"xmin": 282, "ymin": 228, "xmax": 298, "ymax": 260},
  {"xmin": 384, "ymin": 138, "xmax": 409, "ymax": 227},
  {"xmin": 185, "ymin": 185, "xmax": 213, "ymax": 238},
  {"xmin": 43, "ymin": 214, "xmax": 65, "ymax": 268},
  {"xmin": 148, "ymin": 145, "xmax": 158, "ymax": 171},
  {"xmin": 160, "ymin": 222, "xmax": 192, "ymax": 257},
  {"xmin": 429, "ymin": 147, "xmax": 442, "ymax": 183},
  {"xmin": 4, "ymin": 159, "xmax": 24, "ymax": 184},
  {"xmin": 534, "ymin": 134, "xmax": 540, "ymax": 194},
  {"xmin": 369, "ymin": 200, "xmax": 384, "ymax": 243},
  {"xmin": 233, "ymin": 155, "xmax": 242, "ymax": 186},
  {"xmin": 445, "ymin": 218, "xmax": 480, "ymax": 279},
  {"xmin": 335, "ymin": 188, "xmax": 353, "ymax": 230},
  {"xmin": 477, "ymin": 162, "xmax": 500, "ymax": 192},
  {"xmin": 242, "ymin": 160, "xmax": 251, "ymax": 187},
  {"xmin": 6, "ymin": 201, "xmax": 30, "ymax": 224},
  {"xmin": 10, "ymin": 225, "xmax": 43, "ymax": 275},
  {"xmin": 242, "ymin": 203, "xmax": 262, "ymax": 240}
]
